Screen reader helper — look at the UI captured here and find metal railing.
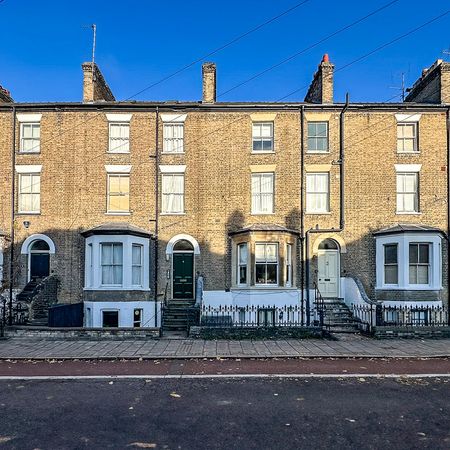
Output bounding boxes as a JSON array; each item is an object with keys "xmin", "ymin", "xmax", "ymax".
[
  {"xmin": 200, "ymin": 304, "xmax": 315, "ymax": 328},
  {"xmin": 313, "ymin": 282, "xmax": 325, "ymax": 328},
  {"xmin": 351, "ymin": 303, "xmax": 448, "ymax": 329},
  {"xmin": 0, "ymin": 301, "xmax": 29, "ymax": 336}
]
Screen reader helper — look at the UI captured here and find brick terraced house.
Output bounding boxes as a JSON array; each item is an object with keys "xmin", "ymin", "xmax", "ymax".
[{"xmin": 0, "ymin": 55, "xmax": 449, "ymax": 332}]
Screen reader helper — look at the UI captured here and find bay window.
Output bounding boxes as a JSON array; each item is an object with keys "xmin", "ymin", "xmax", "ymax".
[{"xmin": 255, "ymin": 243, "xmax": 278, "ymax": 285}]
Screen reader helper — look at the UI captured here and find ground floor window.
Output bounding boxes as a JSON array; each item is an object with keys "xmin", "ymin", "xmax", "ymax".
[
  {"xmin": 84, "ymin": 233, "xmax": 150, "ymax": 291},
  {"xmin": 255, "ymin": 243, "xmax": 278, "ymax": 285},
  {"xmin": 375, "ymin": 230, "xmax": 442, "ymax": 291},
  {"xmin": 231, "ymin": 229, "xmax": 296, "ymax": 288},
  {"xmin": 102, "ymin": 310, "xmax": 119, "ymax": 328}
]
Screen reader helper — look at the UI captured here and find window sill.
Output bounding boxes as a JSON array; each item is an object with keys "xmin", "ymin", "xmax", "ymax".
[
  {"xmin": 396, "ymin": 151, "xmax": 420, "ymax": 155},
  {"xmin": 376, "ymin": 285, "xmax": 441, "ymax": 291},
  {"xmin": 395, "ymin": 212, "xmax": 422, "ymax": 215},
  {"xmin": 251, "ymin": 212, "xmax": 275, "ymax": 216},
  {"xmin": 17, "ymin": 212, "xmax": 41, "ymax": 215},
  {"xmin": 306, "ymin": 151, "xmax": 330, "ymax": 155},
  {"xmin": 107, "ymin": 150, "xmax": 130, "ymax": 155},
  {"xmin": 160, "ymin": 212, "xmax": 186, "ymax": 216},
  {"xmin": 231, "ymin": 286, "xmax": 298, "ymax": 291},
  {"xmin": 105, "ymin": 212, "xmax": 131, "ymax": 216},
  {"xmin": 84, "ymin": 287, "xmax": 151, "ymax": 292},
  {"xmin": 305, "ymin": 211, "xmax": 331, "ymax": 215},
  {"xmin": 251, "ymin": 151, "xmax": 275, "ymax": 155},
  {"xmin": 18, "ymin": 151, "xmax": 41, "ymax": 155},
  {"xmin": 161, "ymin": 152, "xmax": 185, "ymax": 155}
]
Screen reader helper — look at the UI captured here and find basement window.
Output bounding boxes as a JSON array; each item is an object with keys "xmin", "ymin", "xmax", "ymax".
[{"xmin": 102, "ymin": 310, "xmax": 119, "ymax": 328}]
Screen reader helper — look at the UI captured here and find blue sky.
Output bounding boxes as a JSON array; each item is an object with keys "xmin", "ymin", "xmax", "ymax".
[{"xmin": 1, "ymin": 0, "xmax": 449, "ymax": 103}]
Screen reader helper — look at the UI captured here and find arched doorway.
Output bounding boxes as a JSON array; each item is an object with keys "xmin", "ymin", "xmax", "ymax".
[
  {"xmin": 317, "ymin": 239, "xmax": 340, "ymax": 297},
  {"xmin": 172, "ymin": 239, "xmax": 194, "ymax": 299},
  {"xmin": 29, "ymin": 240, "xmax": 50, "ymax": 280},
  {"xmin": 21, "ymin": 234, "xmax": 56, "ymax": 282}
]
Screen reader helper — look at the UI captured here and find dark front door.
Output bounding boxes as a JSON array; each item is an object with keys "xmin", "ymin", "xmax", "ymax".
[
  {"xmin": 30, "ymin": 253, "xmax": 50, "ymax": 279},
  {"xmin": 173, "ymin": 253, "xmax": 194, "ymax": 299}
]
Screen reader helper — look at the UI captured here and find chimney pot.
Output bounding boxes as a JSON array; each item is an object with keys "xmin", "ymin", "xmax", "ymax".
[
  {"xmin": 305, "ymin": 54, "xmax": 334, "ymax": 104},
  {"xmin": 322, "ymin": 53, "xmax": 329, "ymax": 63}
]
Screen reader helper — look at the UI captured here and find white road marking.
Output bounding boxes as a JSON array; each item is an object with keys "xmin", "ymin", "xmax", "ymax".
[{"xmin": 0, "ymin": 373, "xmax": 448, "ymax": 381}]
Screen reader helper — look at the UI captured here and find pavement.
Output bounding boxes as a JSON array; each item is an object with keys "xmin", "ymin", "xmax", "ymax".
[{"xmin": 0, "ymin": 334, "xmax": 450, "ymax": 360}]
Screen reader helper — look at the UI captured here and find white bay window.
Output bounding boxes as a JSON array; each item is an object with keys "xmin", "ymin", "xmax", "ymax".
[
  {"xmin": 84, "ymin": 234, "xmax": 150, "ymax": 291},
  {"xmin": 375, "ymin": 229, "xmax": 442, "ymax": 291}
]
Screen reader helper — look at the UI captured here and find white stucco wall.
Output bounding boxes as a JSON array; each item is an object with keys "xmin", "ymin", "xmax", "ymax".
[{"xmin": 84, "ymin": 301, "xmax": 161, "ymax": 328}]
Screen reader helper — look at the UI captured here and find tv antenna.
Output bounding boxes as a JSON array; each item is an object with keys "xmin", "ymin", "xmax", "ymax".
[
  {"xmin": 82, "ymin": 24, "xmax": 97, "ymax": 80},
  {"xmin": 389, "ymin": 72, "xmax": 406, "ymax": 102}
]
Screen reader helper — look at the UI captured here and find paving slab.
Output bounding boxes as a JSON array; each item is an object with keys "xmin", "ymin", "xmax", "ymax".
[{"xmin": 1, "ymin": 335, "xmax": 450, "ymax": 359}]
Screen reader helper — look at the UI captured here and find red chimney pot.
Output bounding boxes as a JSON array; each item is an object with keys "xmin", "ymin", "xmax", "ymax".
[{"xmin": 322, "ymin": 54, "xmax": 329, "ymax": 63}]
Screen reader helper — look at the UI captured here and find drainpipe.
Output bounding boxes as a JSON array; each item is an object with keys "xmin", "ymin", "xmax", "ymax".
[
  {"xmin": 305, "ymin": 93, "xmax": 349, "ymax": 325},
  {"xmin": 447, "ymin": 107, "xmax": 450, "ymax": 325},
  {"xmin": 299, "ymin": 106, "xmax": 305, "ymax": 325},
  {"xmin": 8, "ymin": 106, "xmax": 16, "ymax": 326},
  {"xmin": 154, "ymin": 107, "xmax": 159, "ymax": 327}
]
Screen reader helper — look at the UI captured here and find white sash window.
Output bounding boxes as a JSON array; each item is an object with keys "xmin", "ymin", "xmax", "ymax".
[
  {"xmin": 251, "ymin": 173, "xmax": 274, "ymax": 214},
  {"xmin": 306, "ymin": 173, "xmax": 329, "ymax": 213},
  {"xmin": 163, "ymin": 123, "xmax": 184, "ymax": 153},
  {"xmin": 162, "ymin": 174, "xmax": 185, "ymax": 213}
]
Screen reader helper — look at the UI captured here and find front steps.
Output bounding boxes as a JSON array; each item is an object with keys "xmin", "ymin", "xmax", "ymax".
[
  {"xmin": 162, "ymin": 299, "xmax": 199, "ymax": 333},
  {"xmin": 322, "ymin": 298, "xmax": 361, "ymax": 333}
]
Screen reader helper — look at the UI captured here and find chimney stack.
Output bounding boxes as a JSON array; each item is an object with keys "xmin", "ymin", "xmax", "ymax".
[
  {"xmin": 405, "ymin": 59, "xmax": 450, "ymax": 104},
  {"xmin": 82, "ymin": 62, "xmax": 115, "ymax": 103},
  {"xmin": 202, "ymin": 62, "xmax": 216, "ymax": 104},
  {"xmin": 0, "ymin": 85, "xmax": 13, "ymax": 103},
  {"xmin": 304, "ymin": 54, "xmax": 334, "ymax": 104}
]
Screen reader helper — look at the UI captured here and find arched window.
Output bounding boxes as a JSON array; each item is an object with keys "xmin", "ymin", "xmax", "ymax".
[
  {"xmin": 318, "ymin": 239, "xmax": 339, "ymax": 250},
  {"xmin": 173, "ymin": 240, "xmax": 194, "ymax": 251}
]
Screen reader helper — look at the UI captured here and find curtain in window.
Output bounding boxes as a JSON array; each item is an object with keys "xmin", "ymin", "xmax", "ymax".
[
  {"xmin": 109, "ymin": 124, "xmax": 130, "ymax": 152},
  {"xmin": 306, "ymin": 173, "xmax": 328, "ymax": 212},
  {"xmin": 163, "ymin": 124, "xmax": 184, "ymax": 153},
  {"xmin": 19, "ymin": 174, "xmax": 40, "ymax": 212},
  {"xmin": 132, "ymin": 244, "xmax": 143, "ymax": 286},
  {"xmin": 396, "ymin": 173, "xmax": 417, "ymax": 212},
  {"xmin": 101, "ymin": 243, "xmax": 123, "ymax": 285},
  {"xmin": 21, "ymin": 123, "xmax": 40, "ymax": 152},
  {"xmin": 162, "ymin": 174, "xmax": 184, "ymax": 213},
  {"xmin": 252, "ymin": 173, "xmax": 274, "ymax": 213}
]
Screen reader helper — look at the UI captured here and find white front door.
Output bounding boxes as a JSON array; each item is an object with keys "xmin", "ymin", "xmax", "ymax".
[{"xmin": 317, "ymin": 250, "xmax": 339, "ymax": 297}]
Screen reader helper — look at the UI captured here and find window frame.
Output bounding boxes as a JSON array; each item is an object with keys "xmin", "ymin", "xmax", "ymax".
[
  {"xmin": 163, "ymin": 122, "xmax": 185, "ymax": 154},
  {"xmin": 251, "ymin": 172, "xmax": 275, "ymax": 215},
  {"xmin": 161, "ymin": 173, "xmax": 185, "ymax": 214},
  {"xmin": 252, "ymin": 122, "xmax": 274, "ymax": 153},
  {"xmin": 102, "ymin": 310, "xmax": 119, "ymax": 328},
  {"xmin": 396, "ymin": 172, "xmax": 419, "ymax": 214},
  {"xmin": 107, "ymin": 173, "xmax": 130, "ymax": 214},
  {"xmin": 84, "ymin": 234, "xmax": 150, "ymax": 291},
  {"xmin": 131, "ymin": 244, "xmax": 144, "ymax": 287},
  {"xmin": 20, "ymin": 122, "xmax": 41, "ymax": 153},
  {"xmin": 286, "ymin": 243, "xmax": 293, "ymax": 287},
  {"xmin": 108, "ymin": 122, "xmax": 130, "ymax": 153},
  {"xmin": 408, "ymin": 242, "xmax": 430, "ymax": 286},
  {"xmin": 397, "ymin": 122, "xmax": 418, "ymax": 153},
  {"xmin": 254, "ymin": 242, "xmax": 279, "ymax": 286},
  {"xmin": 237, "ymin": 243, "xmax": 248, "ymax": 286},
  {"xmin": 306, "ymin": 172, "xmax": 330, "ymax": 214},
  {"xmin": 100, "ymin": 242, "xmax": 124, "ymax": 287},
  {"xmin": 375, "ymin": 233, "xmax": 441, "ymax": 291},
  {"xmin": 307, "ymin": 121, "xmax": 329, "ymax": 153},
  {"xmin": 383, "ymin": 243, "xmax": 398, "ymax": 286},
  {"xmin": 18, "ymin": 173, "xmax": 41, "ymax": 214}
]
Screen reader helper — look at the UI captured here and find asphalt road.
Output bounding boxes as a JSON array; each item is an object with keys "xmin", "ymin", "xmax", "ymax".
[{"xmin": 0, "ymin": 378, "xmax": 449, "ymax": 450}]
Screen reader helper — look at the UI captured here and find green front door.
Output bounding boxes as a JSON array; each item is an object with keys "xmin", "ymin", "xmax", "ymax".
[{"xmin": 173, "ymin": 253, "xmax": 194, "ymax": 299}]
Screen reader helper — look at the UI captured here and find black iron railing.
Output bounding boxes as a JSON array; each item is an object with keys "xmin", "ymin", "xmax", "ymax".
[
  {"xmin": 351, "ymin": 303, "xmax": 448, "ymax": 328},
  {"xmin": 200, "ymin": 304, "xmax": 313, "ymax": 328}
]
